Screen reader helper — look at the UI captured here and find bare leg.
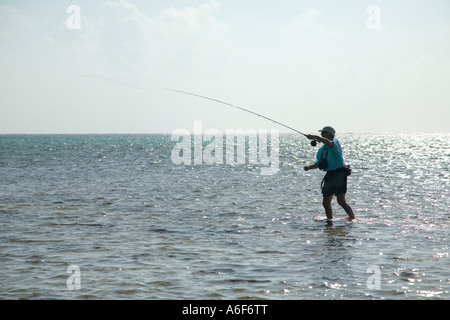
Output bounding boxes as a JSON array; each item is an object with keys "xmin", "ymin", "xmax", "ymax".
[
  {"xmin": 322, "ymin": 195, "xmax": 333, "ymax": 220},
  {"xmin": 336, "ymin": 194, "xmax": 355, "ymax": 220}
]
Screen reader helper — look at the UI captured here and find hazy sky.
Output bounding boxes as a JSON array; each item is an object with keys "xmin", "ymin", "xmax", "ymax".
[{"xmin": 1, "ymin": 0, "xmax": 449, "ymax": 134}]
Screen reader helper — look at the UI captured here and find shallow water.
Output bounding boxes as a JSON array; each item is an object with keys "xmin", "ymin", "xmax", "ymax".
[{"xmin": 0, "ymin": 133, "xmax": 448, "ymax": 299}]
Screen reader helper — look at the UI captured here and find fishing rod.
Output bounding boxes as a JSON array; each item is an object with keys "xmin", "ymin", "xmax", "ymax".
[
  {"xmin": 54, "ymin": 1, "xmax": 319, "ymax": 145},
  {"xmin": 165, "ymin": 88, "xmax": 319, "ymax": 146},
  {"xmin": 55, "ymin": 26, "xmax": 318, "ymax": 147}
]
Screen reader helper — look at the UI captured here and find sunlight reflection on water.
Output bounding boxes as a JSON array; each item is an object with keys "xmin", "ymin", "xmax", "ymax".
[{"xmin": 0, "ymin": 133, "xmax": 448, "ymax": 299}]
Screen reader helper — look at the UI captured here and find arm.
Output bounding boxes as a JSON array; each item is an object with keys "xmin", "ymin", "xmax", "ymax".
[
  {"xmin": 304, "ymin": 163, "xmax": 318, "ymax": 171},
  {"xmin": 306, "ymin": 134, "xmax": 334, "ymax": 148}
]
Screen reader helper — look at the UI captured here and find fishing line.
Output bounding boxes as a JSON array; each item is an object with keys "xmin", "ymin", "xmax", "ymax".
[
  {"xmin": 164, "ymin": 89, "xmax": 321, "ymax": 146},
  {"xmin": 164, "ymin": 88, "xmax": 308, "ymax": 136},
  {"xmin": 54, "ymin": 1, "xmax": 318, "ymax": 145}
]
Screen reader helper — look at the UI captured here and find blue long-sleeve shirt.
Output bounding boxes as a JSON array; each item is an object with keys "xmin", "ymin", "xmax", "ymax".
[{"xmin": 316, "ymin": 139, "xmax": 345, "ymax": 171}]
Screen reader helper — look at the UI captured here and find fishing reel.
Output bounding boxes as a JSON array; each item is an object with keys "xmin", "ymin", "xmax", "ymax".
[{"xmin": 311, "ymin": 140, "xmax": 318, "ymax": 147}]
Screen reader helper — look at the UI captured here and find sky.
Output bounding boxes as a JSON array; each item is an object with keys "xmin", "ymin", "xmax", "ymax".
[{"xmin": 0, "ymin": 0, "xmax": 449, "ymax": 134}]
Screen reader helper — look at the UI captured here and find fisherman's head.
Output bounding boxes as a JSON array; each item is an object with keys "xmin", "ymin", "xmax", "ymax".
[{"xmin": 319, "ymin": 126, "xmax": 335, "ymax": 139}]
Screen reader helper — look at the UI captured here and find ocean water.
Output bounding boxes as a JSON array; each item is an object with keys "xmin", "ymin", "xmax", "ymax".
[{"xmin": 0, "ymin": 133, "xmax": 448, "ymax": 300}]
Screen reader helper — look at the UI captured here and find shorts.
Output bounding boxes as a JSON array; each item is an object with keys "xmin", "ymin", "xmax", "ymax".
[{"xmin": 321, "ymin": 168, "xmax": 348, "ymax": 197}]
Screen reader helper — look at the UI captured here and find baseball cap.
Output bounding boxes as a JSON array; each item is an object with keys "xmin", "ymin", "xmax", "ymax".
[{"xmin": 319, "ymin": 126, "xmax": 336, "ymax": 136}]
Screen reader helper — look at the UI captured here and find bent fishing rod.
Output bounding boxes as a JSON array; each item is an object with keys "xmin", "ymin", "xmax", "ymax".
[
  {"xmin": 55, "ymin": 4, "xmax": 317, "ymax": 146},
  {"xmin": 54, "ymin": 31, "xmax": 319, "ymax": 147},
  {"xmin": 165, "ymin": 88, "xmax": 319, "ymax": 146}
]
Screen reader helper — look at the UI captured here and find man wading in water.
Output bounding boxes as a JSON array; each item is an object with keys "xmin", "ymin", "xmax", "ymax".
[{"xmin": 304, "ymin": 126, "xmax": 355, "ymax": 223}]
